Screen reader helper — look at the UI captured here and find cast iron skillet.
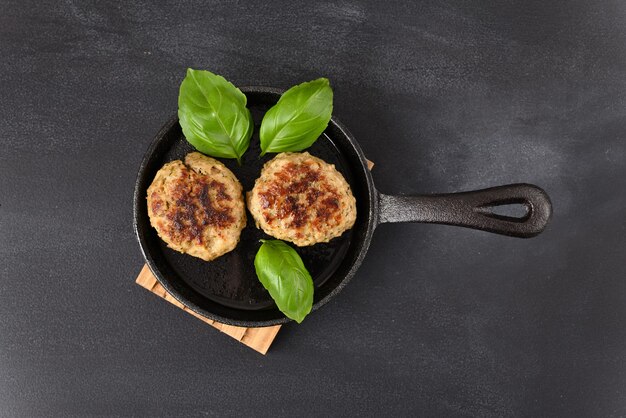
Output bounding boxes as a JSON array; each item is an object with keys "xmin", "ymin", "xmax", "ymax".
[{"xmin": 134, "ymin": 87, "xmax": 552, "ymax": 327}]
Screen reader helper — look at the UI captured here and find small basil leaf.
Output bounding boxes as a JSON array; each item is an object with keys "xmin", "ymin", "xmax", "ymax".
[
  {"xmin": 259, "ymin": 78, "xmax": 333, "ymax": 155},
  {"xmin": 254, "ymin": 240, "xmax": 314, "ymax": 323},
  {"xmin": 178, "ymin": 68, "xmax": 253, "ymax": 164}
]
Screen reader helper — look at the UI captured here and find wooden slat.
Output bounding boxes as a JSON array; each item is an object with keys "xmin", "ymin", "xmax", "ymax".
[
  {"xmin": 136, "ymin": 264, "xmax": 157, "ymax": 288},
  {"xmin": 163, "ymin": 291, "xmax": 185, "ymax": 309},
  {"xmin": 220, "ymin": 324, "xmax": 248, "ymax": 341},
  {"xmin": 136, "ymin": 265, "xmax": 281, "ymax": 355},
  {"xmin": 241, "ymin": 326, "xmax": 282, "ymax": 355}
]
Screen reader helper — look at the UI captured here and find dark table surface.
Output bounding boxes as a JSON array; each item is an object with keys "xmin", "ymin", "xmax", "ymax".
[{"xmin": 2, "ymin": 1, "xmax": 625, "ymax": 416}]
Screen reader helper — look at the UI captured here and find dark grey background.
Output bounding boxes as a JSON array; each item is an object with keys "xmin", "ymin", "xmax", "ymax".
[{"xmin": 1, "ymin": 0, "xmax": 625, "ymax": 416}]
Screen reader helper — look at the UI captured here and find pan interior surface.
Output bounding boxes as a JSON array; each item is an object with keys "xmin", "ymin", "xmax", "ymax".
[{"xmin": 134, "ymin": 88, "xmax": 375, "ymax": 326}]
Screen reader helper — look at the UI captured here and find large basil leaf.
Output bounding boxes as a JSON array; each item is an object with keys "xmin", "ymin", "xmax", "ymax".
[
  {"xmin": 259, "ymin": 78, "xmax": 333, "ymax": 155},
  {"xmin": 178, "ymin": 68, "xmax": 253, "ymax": 164},
  {"xmin": 254, "ymin": 240, "xmax": 314, "ymax": 323}
]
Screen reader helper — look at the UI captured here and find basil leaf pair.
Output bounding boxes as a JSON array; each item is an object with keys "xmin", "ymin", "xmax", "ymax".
[
  {"xmin": 178, "ymin": 69, "xmax": 253, "ymax": 164},
  {"xmin": 178, "ymin": 70, "xmax": 333, "ymax": 161},
  {"xmin": 254, "ymin": 240, "xmax": 314, "ymax": 323}
]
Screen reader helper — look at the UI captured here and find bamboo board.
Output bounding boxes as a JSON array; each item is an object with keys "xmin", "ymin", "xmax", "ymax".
[{"xmin": 136, "ymin": 265, "xmax": 281, "ymax": 355}]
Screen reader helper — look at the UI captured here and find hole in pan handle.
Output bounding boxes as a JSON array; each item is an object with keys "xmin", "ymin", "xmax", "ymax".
[{"xmin": 377, "ymin": 183, "xmax": 552, "ymax": 238}]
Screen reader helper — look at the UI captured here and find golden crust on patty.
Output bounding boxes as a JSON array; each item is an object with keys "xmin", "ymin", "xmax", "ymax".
[
  {"xmin": 147, "ymin": 152, "xmax": 246, "ymax": 261},
  {"xmin": 247, "ymin": 152, "xmax": 356, "ymax": 246}
]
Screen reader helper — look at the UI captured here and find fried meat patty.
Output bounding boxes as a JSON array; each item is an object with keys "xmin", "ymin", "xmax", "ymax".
[
  {"xmin": 147, "ymin": 152, "xmax": 246, "ymax": 261},
  {"xmin": 247, "ymin": 152, "xmax": 356, "ymax": 246}
]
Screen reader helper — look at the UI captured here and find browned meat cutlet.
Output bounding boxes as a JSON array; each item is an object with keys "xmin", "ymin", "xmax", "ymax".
[
  {"xmin": 147, "ymin": 152, "xmax": 246, "ymax": 261},
  {"xmin": 247, "ymin": 152, "xmax": 356, "ymax": 246}
]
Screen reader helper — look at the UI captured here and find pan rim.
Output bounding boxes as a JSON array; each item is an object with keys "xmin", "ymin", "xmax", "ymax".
[{"xmin": 133, "ymin": 86, "xmax": 378, "ymax": 327}]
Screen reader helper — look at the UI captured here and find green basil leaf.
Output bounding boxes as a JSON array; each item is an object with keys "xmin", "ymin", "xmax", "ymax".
[
  {"xmin": 259, "ymin": 78, "xmax": 333, "ymax": 155},
  {"xmin": 254, "ymin": 240, "xmax": 314, "ymax": 323},
  {"xmin": 178, "ymin": 68, "xmax": 253, "ymax": 164}
]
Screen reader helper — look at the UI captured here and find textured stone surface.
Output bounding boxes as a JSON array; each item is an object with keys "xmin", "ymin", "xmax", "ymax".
[{"xmin": 1, "ymin": 0, "xmax": 625, "ymax": 416}]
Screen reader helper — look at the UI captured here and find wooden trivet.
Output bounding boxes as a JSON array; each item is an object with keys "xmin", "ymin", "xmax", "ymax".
[
  {"xmin": 136, "ymin": 160, "xmax": 373, "ymax": 354},
  {"xmin": 136, "ymin": 265, "xmax": 281, "ymax": 354}
]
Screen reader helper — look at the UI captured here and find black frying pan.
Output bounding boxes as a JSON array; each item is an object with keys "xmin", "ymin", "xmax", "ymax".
[{"xmin": 134, "ymin": 87, "xmax": 552, "ymax": 327}]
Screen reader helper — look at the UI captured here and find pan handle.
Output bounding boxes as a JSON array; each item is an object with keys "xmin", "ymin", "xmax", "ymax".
[{"xmin": 377, "ymin": 183, "xmax": 552, "ymax": 238}]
